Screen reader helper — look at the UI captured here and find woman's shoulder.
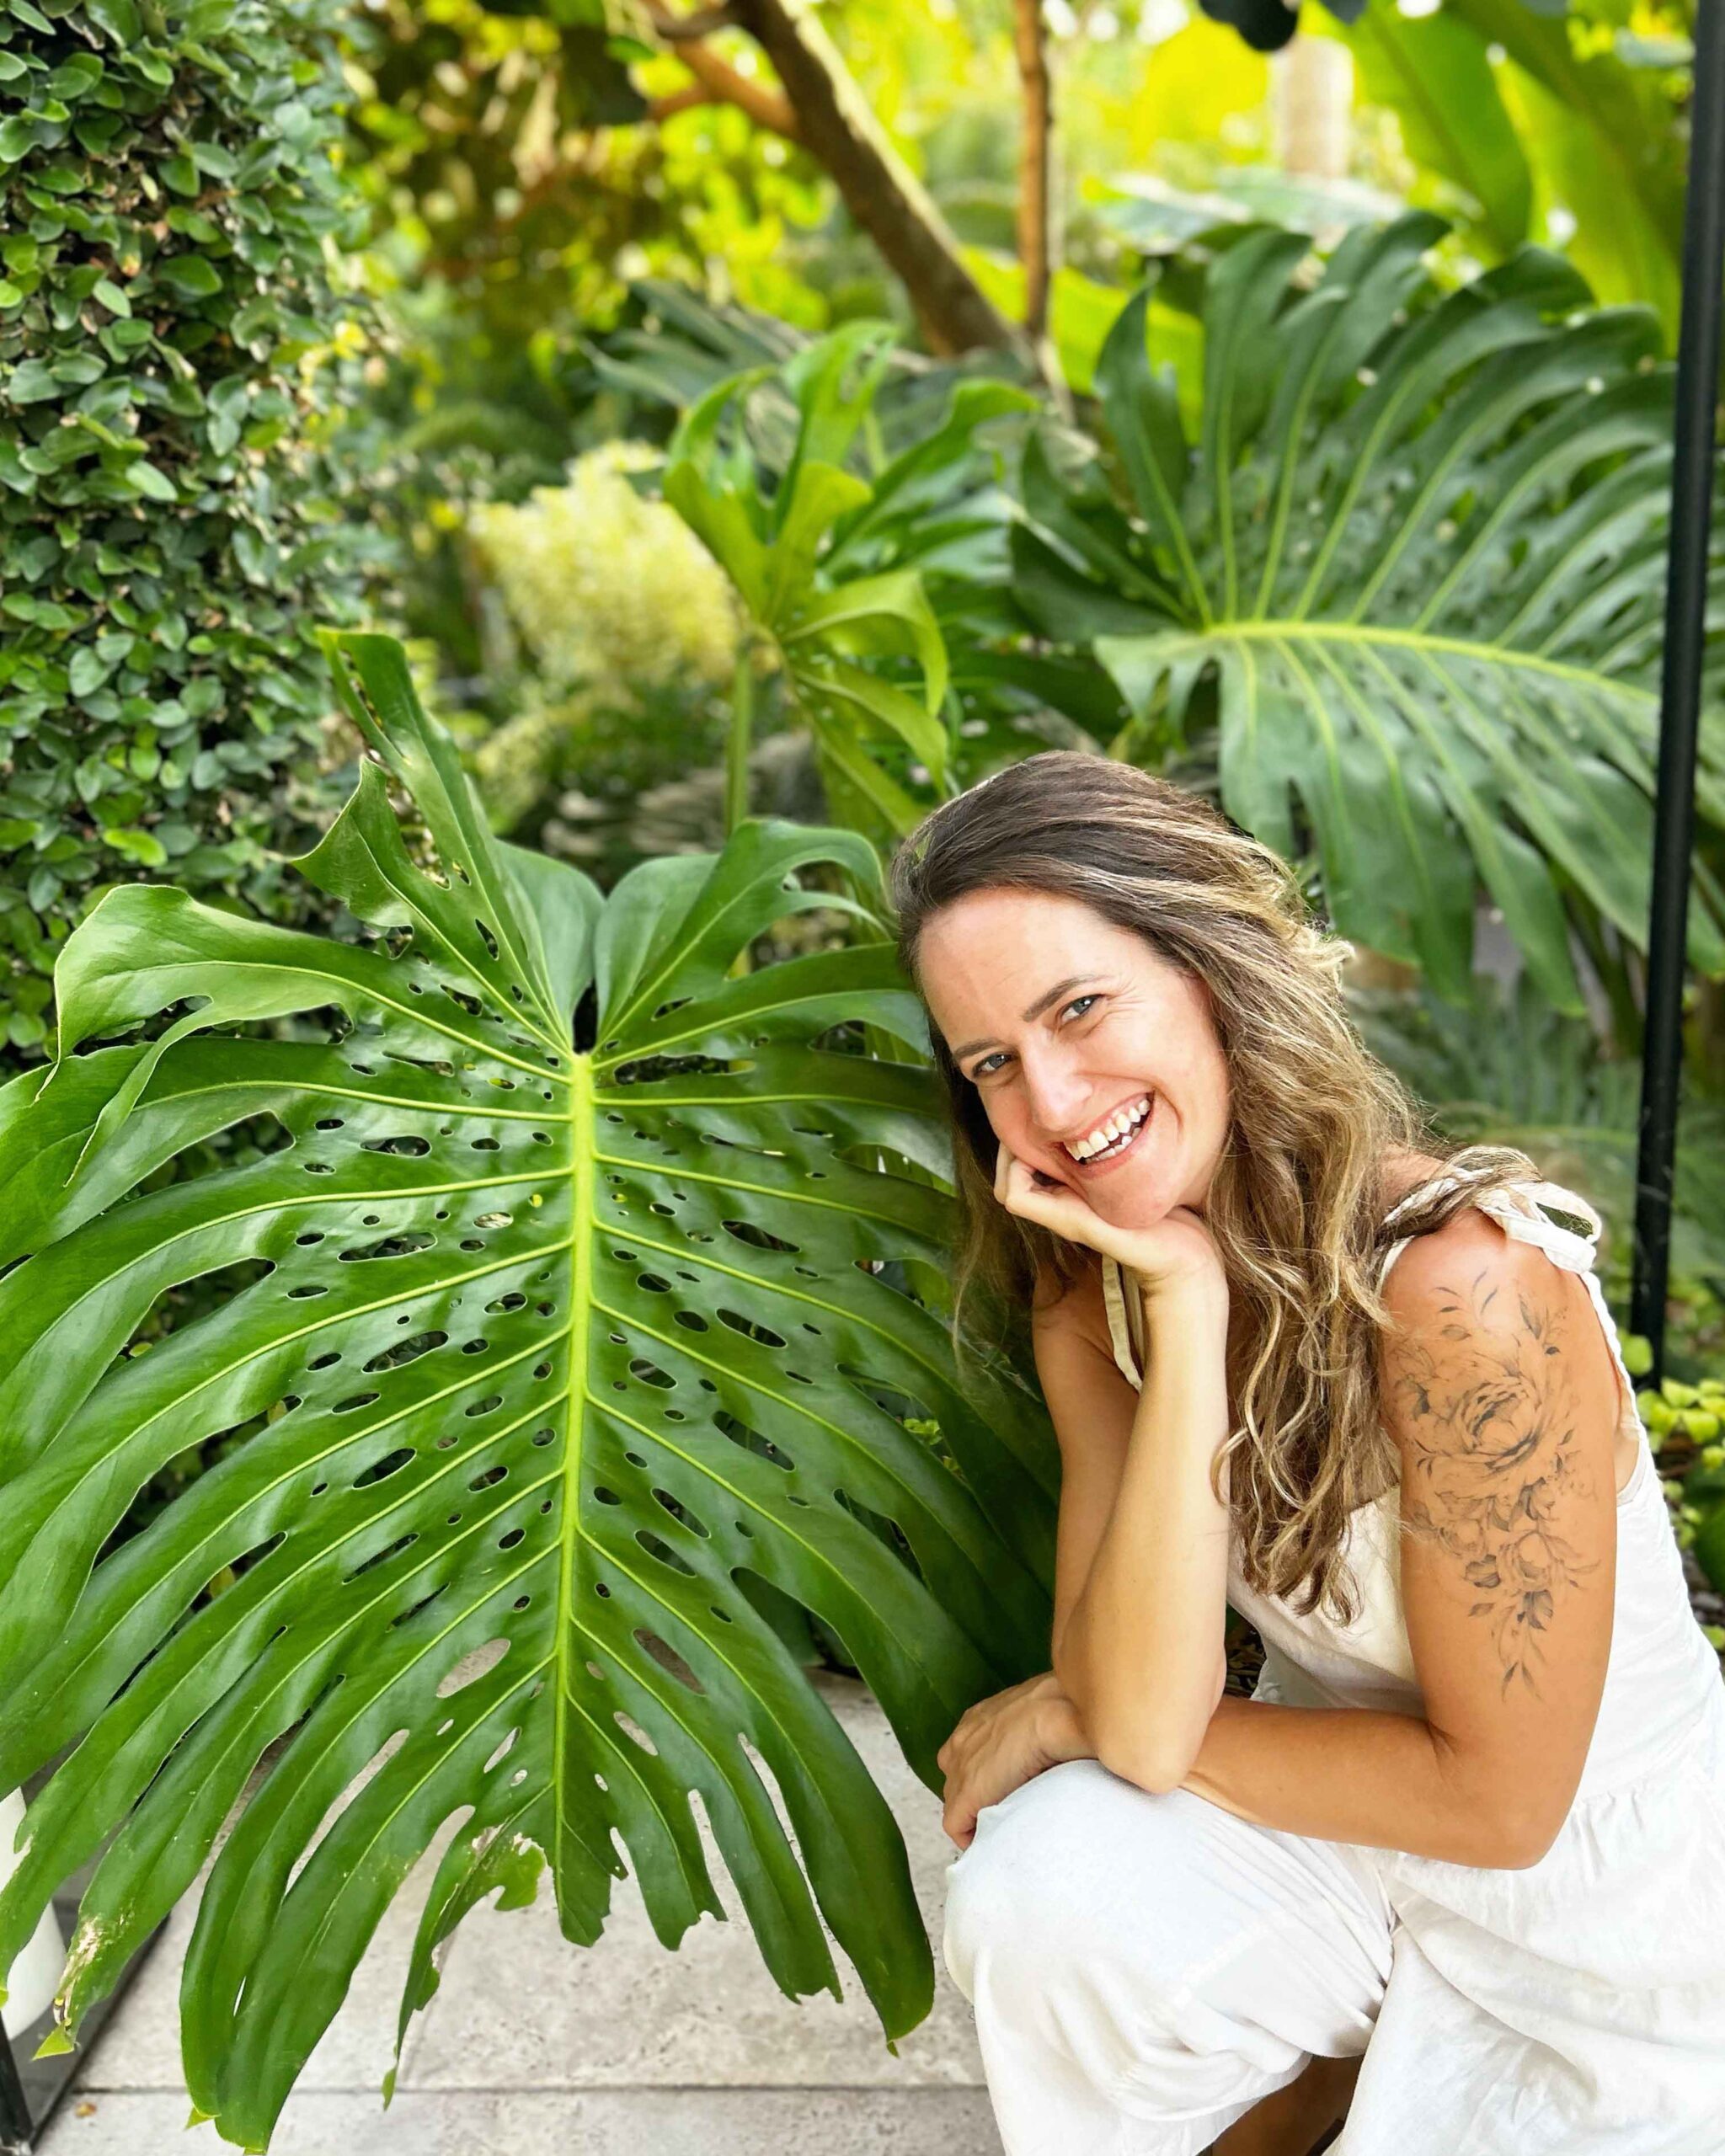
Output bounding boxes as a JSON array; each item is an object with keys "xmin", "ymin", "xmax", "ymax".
[{"xmin": 1029, "ymin": 1249, "xmax": 1115, "ymax": 1358}]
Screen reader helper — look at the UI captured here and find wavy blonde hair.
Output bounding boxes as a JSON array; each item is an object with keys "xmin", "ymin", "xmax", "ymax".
[{"xmin": 889, "ymin": 751, "xmax": 1551, "ymax": 1626}]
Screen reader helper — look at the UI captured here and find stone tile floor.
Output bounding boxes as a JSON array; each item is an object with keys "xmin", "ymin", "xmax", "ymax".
[{"xmin": 37, "ymin": 1669, "xmax": 1003, "ymax": 2156}]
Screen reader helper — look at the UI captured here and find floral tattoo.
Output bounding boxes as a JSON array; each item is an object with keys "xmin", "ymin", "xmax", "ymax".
[{"xmin": 1386, "ymin": 1261, "xmax": 1604, "ymax": 1700}]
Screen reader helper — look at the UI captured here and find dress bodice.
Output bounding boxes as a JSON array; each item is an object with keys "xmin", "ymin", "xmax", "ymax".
[{"xmin": 1097, "ymin": 1166, "xmax": 1722, "ymax": 1799}]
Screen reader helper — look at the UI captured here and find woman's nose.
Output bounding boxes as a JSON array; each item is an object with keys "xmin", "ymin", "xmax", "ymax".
[{"xmin": 1019, "ymin": 1054, "xmax": 1091, "ymax": 1138}]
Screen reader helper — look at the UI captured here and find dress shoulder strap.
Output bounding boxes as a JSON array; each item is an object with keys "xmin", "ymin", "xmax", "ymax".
[
  {"xmin": 1377, "ymin": 1166, "xmax": 1605, "ymax": 1290},
  {"xmin": 1380, "ymin": 1170, "xmax": 1639, "ymax": 1427},
  {"xmin": 1099, "ymin": 1253, "xmax": 1146, "ymax": 1389}
]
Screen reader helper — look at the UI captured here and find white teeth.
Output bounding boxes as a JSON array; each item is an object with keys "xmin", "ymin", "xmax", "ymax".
[{"xmin": 1065, "ymin": 1094, "xmax": 1151, "ymax": 1161}]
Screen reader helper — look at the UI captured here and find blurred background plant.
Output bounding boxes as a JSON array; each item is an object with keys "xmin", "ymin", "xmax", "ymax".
[{"xmin": 459, "ymin": 437, "xmax": 750, "ymax": 878}]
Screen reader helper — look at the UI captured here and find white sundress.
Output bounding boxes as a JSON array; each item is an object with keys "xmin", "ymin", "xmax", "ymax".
[{"xmin": 1092, "ymin": 1166, "xmax": 1725, "ymax": 2152}]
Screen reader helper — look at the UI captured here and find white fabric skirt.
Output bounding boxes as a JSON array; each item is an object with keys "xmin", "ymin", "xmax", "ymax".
[{"xmin": 942, "ymin": 1715, "xmax": 1725, "ymax": 2156}]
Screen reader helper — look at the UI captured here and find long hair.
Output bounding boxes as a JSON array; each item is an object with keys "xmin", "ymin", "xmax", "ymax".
[{"xmin": 889, "ymin": 751, "xmax": 1549, "ymax": 1625}]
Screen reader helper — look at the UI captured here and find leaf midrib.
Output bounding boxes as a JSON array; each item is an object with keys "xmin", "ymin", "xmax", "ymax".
[
  {"xmin": 1135, "ymin": 620, "xmax": 1655, "ymax": 700},
  {"xmin": 553, "ymin": 1054, "xmax": 595, "ymax": 1895}
]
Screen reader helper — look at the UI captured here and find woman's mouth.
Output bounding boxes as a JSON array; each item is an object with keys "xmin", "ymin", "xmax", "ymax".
[{"xmin": 1059, "ymin": 1091, "xmax": 1154, "ymax": 1177}]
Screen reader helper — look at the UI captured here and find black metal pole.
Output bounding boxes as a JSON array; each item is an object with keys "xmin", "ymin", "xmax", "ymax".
[
  {"xmin": 1632, "ymin": 0, "xmax": 1725, "ymax": 1387},
  {"xmin": 0, "ymin": 2025, "xmax": 29, "ymax": 2156}
]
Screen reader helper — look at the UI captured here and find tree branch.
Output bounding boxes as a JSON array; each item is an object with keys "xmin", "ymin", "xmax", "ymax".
[
  {"xmin": 1013, "ymin": 0, "xmax": 1054, "ymax": 344},
  {"xmin": 649, "ymin": 3, "xmax": 740, "ymax": 38},
  {"xmin": 642, "ymin": 2, "xmax": 801, "ymax": 138},
  {"xmin": 726, "ymin": 0, "xmax": 1029, "ymax": 360}
]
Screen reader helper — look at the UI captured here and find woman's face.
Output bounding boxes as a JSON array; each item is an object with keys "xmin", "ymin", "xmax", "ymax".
[{"xmin": 916, "ymin": 886, "xmax": 1232, "ymax": 1227}]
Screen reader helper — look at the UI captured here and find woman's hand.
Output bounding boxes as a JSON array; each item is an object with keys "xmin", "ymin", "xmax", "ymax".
[
  {"xmin": 993, "ymin": 1139, "xmax": 1227, "ymax": 1305},
  {"xmin": 937, "ymin": 1670, "xmax": 1093, "ymax": 1849}
]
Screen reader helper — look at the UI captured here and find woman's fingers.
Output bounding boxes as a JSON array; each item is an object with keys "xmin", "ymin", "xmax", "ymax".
[
  {"xmin": 943, "ymin": 1789, "xmax": 979, "ymax": 1848},
  {"xmin": 998, "ymin": 1155, "xmax": 1107, "ymax": 1248}
]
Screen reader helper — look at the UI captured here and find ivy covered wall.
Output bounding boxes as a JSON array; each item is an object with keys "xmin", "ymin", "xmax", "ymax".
[{"xmin": 0, "ymin": 0, "xmax": 376, "ymax": 1063}]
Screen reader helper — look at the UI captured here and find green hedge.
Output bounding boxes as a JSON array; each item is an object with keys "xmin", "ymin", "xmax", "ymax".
[{"xmin": 0, "ymin": 0, "xmax": 373, "ymax": 1061}]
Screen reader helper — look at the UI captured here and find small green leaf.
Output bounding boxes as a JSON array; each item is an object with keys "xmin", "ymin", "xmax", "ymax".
[
  {"xmin": 83, "ymin": 0, "xmax": 139, "ymax": 39},
  {"xmin": 68, "ymin": 648, "xmax": 113, "ymax": 698},
  {"xmin": 47, "ymin": 54, "xmax": 104, "ymax": 98},
  {"xmin": 92, "ymin": 278, "xmax": 131, "ymax": 317},
  {"xmin": 101, "ymin": 825, "xmax": 167, "ymax": 867},
  {"xmin": 3, "ymin": 358, "xmax": 56, "ymax": 403},
  {"xmin": 156, "ymin": 254, "xmax": 221, "ymax": 298},
  {"xmin": 122, "ymin": 460, "xmax": 177, "ymax": 503}
]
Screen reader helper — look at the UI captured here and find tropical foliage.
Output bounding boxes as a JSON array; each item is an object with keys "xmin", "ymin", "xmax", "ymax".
[
  {"xmin": 1337, "ymin": 0, "xmax": 1690, "ymax": 334},
  {"xmin": 1349, "ymin": 968, "xmax": 1725, "ymax": 1279},
  {"xmin": 1012, "ymin": 213, "xmax": 1725, "ymax": 1020},
  {"xmin": 0, "ymin": 0, "xmax": 376, "ymax": 1066},
  {"xmin": 0, "ymin": 633, "xmax": 1055, "ymax": 2144},
  {"xmin": 660, "ymin": 317, "xmax": 1039, "ymax": 836}
]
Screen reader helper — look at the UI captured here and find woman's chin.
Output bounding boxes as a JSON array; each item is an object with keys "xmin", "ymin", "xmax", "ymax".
[{"xmin": 1075, "ymin": 1162, "xmax": 1168, "ymax": 1228}]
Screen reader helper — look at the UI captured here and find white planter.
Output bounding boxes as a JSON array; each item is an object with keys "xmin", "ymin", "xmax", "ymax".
[{"xmin": 0, "ymin": 1789, "xmax": 66, "ymax": 2039}]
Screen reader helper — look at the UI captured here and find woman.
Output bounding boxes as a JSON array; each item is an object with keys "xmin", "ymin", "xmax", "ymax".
[{"xmin": 886, "ymin": 753, "xmax": 1725, "ymax": 2156}]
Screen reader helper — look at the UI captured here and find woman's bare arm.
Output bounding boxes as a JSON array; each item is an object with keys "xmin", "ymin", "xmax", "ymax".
[
  {"xmin": 1035, "ymin": 1267, "xmax": 1234, "ymax": 1790},
  {"xmin": 1029, "ymin": 1265, "xmax": 1135, "ymax": 1668},
  {"xmin": 1177, "ymin": 1214, "xmax": 1621, "ymax": 1867}
]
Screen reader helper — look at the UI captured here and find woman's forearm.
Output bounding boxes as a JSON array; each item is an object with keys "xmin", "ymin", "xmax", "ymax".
[
  {"xmin": 1177, "ymin": 1694, "xmax": 1541, "ymax": 1869},
  {"xmin": 1051, "ymin": 1282, "xmax": 1233, "ymax": 1790}
]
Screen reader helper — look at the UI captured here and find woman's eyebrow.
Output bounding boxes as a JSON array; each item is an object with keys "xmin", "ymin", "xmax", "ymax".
[{"xmin": 950, "ymin": 975, "xmax": 1100, "ymax": 1060}]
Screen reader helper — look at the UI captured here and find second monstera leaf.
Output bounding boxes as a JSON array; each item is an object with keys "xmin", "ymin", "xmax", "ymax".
[
  {"xmin": 1014, "ymin": 214, "xmax": 1725, "ymax": 1013},
  {"xmin": 0, "ymin": 633, "xmax": 1056, "ymax": 2152}
]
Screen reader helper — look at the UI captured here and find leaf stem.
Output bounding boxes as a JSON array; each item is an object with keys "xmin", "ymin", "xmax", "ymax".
[{"xmin": 725, "ymin": 638, "xmax": 755, "ymax": 840}]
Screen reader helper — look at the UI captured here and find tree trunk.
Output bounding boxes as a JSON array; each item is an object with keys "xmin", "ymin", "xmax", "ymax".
[
  {"xmin": 729, "ymin": 0, "xmax": 1031, "ymax": 360},
  {"xmin": 1013, "ymin": 0, "xmax": 1054, "ymax": 344},
  {"xmin": 1271, "ymin": 35, "xmax": 1352, "ymax": 179}
]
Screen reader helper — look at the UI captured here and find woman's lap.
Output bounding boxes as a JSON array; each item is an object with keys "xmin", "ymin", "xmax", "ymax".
[{"xmin": 943, "ymin": 1758, "xmax": 1397, "ymax": 2156}]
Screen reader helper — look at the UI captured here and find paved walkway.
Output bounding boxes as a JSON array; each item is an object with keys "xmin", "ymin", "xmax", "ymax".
[{"xmin": 40, "ymin": 1670, "xmax": 1002, "ymax": 2155}]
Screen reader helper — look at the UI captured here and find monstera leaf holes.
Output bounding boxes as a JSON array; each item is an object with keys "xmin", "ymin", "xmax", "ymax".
[{"xmin": 0, "ymin": 632, "xmax": 1056, "ymax": 2153}]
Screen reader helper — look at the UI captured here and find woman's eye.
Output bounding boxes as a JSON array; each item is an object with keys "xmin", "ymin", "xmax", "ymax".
[{"xmin": 969, "ymin": 995, "xmax": 1098, "ymax": 1078}]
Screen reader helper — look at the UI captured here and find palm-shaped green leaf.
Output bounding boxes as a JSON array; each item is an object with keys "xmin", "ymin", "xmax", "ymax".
[
  {"xmin": 0, "ymin": 633, "xmax": 1055, "ymax": 2152},
  {"xmin": 1012, "ymin": 214, "xmax": 1725, "ymax": 1012}
]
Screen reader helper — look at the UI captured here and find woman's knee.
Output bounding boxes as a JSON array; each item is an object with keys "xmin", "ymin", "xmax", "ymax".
[{"xmin": 942, "ymin": 1757, "xmax": 1194, "ymax": 1999}]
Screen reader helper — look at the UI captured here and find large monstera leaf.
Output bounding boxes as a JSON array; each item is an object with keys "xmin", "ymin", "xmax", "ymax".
[
  {"xmin": 1013, "ymin": 214, "xmax": 1725, "ymax": 1014},
  {"xmin": 0, "ymin": 634, "xmax": 1055, "ymax": 2151}
]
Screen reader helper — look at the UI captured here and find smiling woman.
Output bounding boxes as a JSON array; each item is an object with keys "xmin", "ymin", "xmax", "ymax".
[
  {"xmin": 920, "ymin": 884, "xmax": 1228, "ymax": 1210},
  {"xmin": 886, "ymin": 752, "xmax": 1725, "ymax": 2156}
]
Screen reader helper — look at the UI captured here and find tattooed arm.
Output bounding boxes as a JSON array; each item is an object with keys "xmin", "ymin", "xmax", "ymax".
[{"xmin": 1171, "ymin": 1209, "xmax": 1622, "ymax": 1869}]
